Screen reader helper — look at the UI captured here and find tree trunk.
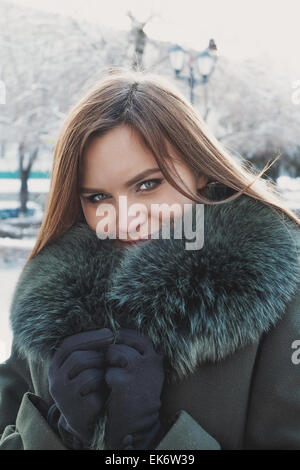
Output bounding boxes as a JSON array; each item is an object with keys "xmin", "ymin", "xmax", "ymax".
[
  {"xmin": 132, "ymin": 28, "xmax": 146, "ymax": 70},
  {"xmin": 18, "ymin": 143, "xmax": 39, "ymax": 216},
  {"xmin": 20, "ymin": 170, "xmax": 29, "ymax": 215}
]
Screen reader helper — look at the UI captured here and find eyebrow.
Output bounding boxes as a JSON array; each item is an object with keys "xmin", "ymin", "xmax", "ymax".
[{"xmin": 80, "ymin": 168, "xmax": 163, "ymax": 194}]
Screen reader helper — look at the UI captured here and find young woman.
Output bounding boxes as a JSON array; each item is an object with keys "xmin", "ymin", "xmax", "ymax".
[{"xmin": 0, "ymin": 68, "xmax": 300, "ymax": 450}]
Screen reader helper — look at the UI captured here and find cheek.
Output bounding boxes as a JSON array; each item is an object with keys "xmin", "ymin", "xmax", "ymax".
[
  {"xmin": 146, "ymin": 197, "xmax": 188, "ymax": 232},
  {"xmin": 151, "ymin": 184, "xmax": 196, "ymax": 227},
  {"xmin": 81, "ymin": 203, "xmax": 97, "ymax": 230},
  {"xmin": 81, "ymin": 201, "xmax": 118, "ymax": 236},
  {"xmin": 81, "ymin": 201, "xmax": 114, "ymax": 233},
  {"xmin": 159, "ymin": 183, "xmax": 195, "ymax": 207}
]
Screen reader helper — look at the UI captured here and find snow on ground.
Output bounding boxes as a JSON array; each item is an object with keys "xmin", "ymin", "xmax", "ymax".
[
  {"xmin": 0, "ymin": 178, "xmax": 50, "ymax": 193},
  {"xmin": 0, "ymin": 237, "xmax": 36, "ymax": 248},
  {"xmin": 277, "ymin": 176, "xmax": 300, "ymax": 211},
  {"xmin": 0, "ymin": 268, "xmax": 21, "ymax": 362},
  {"xmin": 277, "ymin": 176, "xmax": 300, "ymax": 191},
  {"xmin": 0, "ymin": 239, "xmax": 34, "ymax": 362}
]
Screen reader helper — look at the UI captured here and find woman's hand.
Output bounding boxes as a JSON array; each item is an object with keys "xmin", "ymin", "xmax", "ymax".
[
  {"xmin": 47, "ymin": 328, "xmax": 114, "ymax": 449},
  {"xmin": 104, "ymin": 328, "xmax": 165, "ymax": 450}
]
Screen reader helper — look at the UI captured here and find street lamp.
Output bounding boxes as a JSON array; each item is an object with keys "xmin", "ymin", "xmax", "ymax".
[
  {"xmin": 168, "ymin": 39, "xmax": 218, "ymax": 120},
  {"xmin": 168, "ymin": 44, "xmax": 186, "ymax": 74}
]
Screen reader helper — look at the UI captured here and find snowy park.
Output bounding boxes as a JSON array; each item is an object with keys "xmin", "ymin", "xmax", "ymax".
[{"xmin": 1, "ymin": 0, "xmax": 300, "ymax": 454}]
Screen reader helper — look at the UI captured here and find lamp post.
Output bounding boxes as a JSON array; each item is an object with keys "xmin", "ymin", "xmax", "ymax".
[{"xmin": 168, "ymin": 39, "xmax": 218, "ymax": 121}]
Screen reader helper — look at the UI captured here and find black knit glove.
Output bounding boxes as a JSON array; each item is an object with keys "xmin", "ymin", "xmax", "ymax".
[
  {"xmin": 104, "ymin": 328, "xmax": 165, "ymax": 450},
  {"xmin": 47, "ymin": 328, "xmax": 114, "ymax": 449}
]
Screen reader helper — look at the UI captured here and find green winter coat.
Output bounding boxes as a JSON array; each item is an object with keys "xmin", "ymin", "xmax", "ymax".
[{"xmin": 1, "ymin": 183, "xmax": 300, "ymax": 450}]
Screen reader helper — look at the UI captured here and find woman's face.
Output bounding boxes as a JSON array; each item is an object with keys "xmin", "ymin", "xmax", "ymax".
[{"xmin": 79, "ymin": 124, "xmax": 208, "ymax": 247}]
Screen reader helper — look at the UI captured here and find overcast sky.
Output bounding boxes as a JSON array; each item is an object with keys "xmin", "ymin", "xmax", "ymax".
[{"xmin": 7, "ymin": 0, "xmax": 300, "ymax": 79}]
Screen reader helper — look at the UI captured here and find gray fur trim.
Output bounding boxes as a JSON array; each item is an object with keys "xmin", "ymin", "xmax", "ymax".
[
  {"xmin": 88, "ymin": 409, "xmax": 108, "ymax": 450},
  {"xmin": 10, "ymin": 183, "xmax": 300, "ymax": 386}
]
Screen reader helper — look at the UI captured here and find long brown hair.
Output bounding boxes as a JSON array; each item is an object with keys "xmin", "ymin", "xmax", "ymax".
[{"xmin": 26, "ymin": 66, "xmax": 300, "ymax": 265}]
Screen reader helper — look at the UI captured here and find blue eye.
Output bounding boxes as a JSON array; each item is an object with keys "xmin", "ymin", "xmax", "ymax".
[
  {"xmin": 138, "ymin": 178, "xmax": 164, "ymax": 192},
  {"xmin": 85, "ymin": 193, "xmax": 107, "ymax": 204},
  {"xmin": 82, "ymin": 178, "xmax": 164, "ymax": 204}
]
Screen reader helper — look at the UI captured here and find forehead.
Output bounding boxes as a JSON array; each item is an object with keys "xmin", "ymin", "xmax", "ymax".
[{"xmin": 81, "ymin": 125, "xmax": 158, "ymax": 184}]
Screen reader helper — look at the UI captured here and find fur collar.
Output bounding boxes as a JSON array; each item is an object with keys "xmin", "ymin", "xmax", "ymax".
[{"xmin": 10, "ymin": 183, "xmax": 300, "ymax": 387}]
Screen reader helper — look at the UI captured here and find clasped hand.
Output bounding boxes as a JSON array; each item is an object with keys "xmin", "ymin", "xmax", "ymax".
[{"xmin": 47, "ymin": 327, "xmax": 165, "ymax": 450}]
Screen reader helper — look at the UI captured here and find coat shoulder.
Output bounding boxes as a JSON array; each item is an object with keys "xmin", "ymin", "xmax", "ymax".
[{"xmin": 244, "ymin": 273, "xmax": 300, "ymax": 449}]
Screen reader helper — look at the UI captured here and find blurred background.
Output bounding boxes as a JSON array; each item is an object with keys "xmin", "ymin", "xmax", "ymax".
[{"xmin": 1, "ymin": 0, "xmax": 300, "ymax": 362}]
